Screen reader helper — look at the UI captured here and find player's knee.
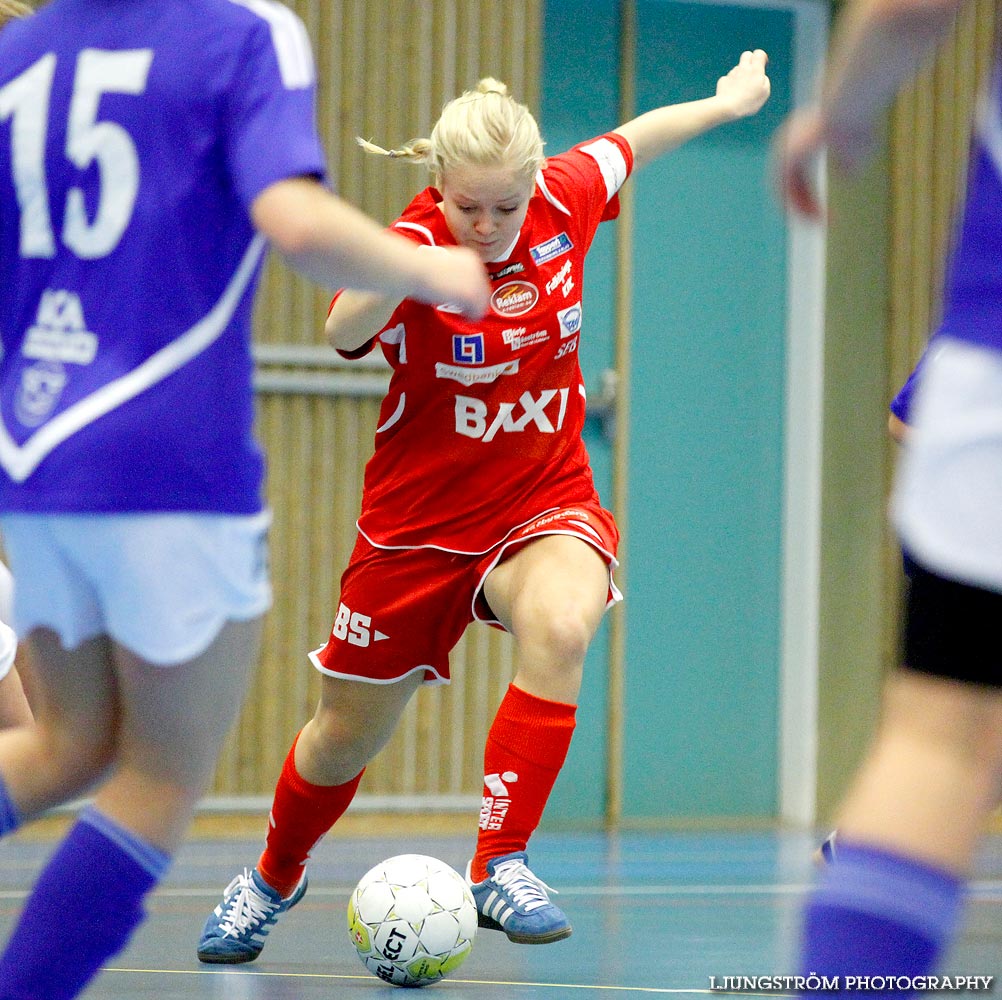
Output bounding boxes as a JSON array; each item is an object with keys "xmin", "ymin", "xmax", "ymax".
[
  {"xmin": 528, "ymin": 606, "xmax": 595, "ymax": 668},
  {"xmin": 309, "ymin": 705, "xmax": 382, "ymax": 778}
]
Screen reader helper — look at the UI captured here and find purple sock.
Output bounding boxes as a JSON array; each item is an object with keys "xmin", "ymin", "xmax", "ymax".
[
  {"xmin": 799, "ymin": 841, "xmax": 964, "ymax": 998},
  {"xmin": 0, "ymin": 806, "xmax": 170, "ymax": 1000}
]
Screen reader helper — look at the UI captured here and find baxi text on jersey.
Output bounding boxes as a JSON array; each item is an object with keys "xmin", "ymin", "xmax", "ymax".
[{"xmin": 455, "ymin": 388, "xmax": 571, "ymax": 442}]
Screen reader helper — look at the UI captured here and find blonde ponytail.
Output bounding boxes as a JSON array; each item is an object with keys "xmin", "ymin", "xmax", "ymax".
[
  {"xmin": 0, "ymin": 0, "xmax": 32, "ymax": 27},
  {"xmin": 357, "ymin": 77, "xmax": 544, "ymax": 185}
]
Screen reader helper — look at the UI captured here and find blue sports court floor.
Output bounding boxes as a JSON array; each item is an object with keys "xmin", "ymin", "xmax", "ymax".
[{"xmin": 1, "ymin": 825, "xmax": 1000, "ymax": 997}]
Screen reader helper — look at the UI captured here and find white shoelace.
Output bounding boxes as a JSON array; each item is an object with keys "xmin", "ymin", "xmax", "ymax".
[
  {"xmin": 490, "ymin": 859, "xmax": 558, "ymax": 913},
  {"xmin": 217, "ymin": 869, "xmax": 280, "ymax": 937}
]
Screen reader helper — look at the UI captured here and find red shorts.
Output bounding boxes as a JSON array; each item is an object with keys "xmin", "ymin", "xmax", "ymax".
[{"xmin": 309, "ymin": 502, "xmax": 621, "ymax": 685}]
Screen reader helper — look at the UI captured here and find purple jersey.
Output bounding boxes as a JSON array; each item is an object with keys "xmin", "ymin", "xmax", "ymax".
[
  {"xmin": 936, "ymin": 57, "xmax": 1002, "ymax": 354},
  {"xmin": 0, "ymin": 0, "xmax": 326, "ymax": 513}
]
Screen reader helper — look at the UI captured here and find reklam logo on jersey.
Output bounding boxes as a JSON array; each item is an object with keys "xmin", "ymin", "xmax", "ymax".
[{"xmin": 490, "ymin": 281, "xmax": 539, "ymax": 318}]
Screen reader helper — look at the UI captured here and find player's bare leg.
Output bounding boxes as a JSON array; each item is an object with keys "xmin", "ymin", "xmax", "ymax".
[
  {"xmin": 0, "ymin": 668, "xmax": 32, "ymax": 730},
  {"xmin": 833, "ymin": 670, "xmax": 1002, "ymax": 873},
  {"xmin": 485, "ymin": 534, "xmax": 609, "ymax": 704},
  {"xmin": 0, "ymin": 618, "xmax": 261, "ymax": 995},
  {"xmin": 199, "ymin": 670, "xmax": 423, "ymax": 963},
  {"xmin": 296, "ymin": 671, "xmax": 424, "ymax": 786},
  {"xmin": 800, "ymin": 667, "xmax": 1002, "ymax": 982}
]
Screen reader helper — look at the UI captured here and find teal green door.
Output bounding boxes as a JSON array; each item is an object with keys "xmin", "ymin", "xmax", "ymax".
[
  {"xmin": 625, "ymin": 1, "xmax": 792, "ymax": 819},
  {"xmin": 539, "ymin": 0, "xmax": 623, "ymax": 825},
  {"xmin": 541, "ymin": 0, "xmax": 797, "ymax": 824}
]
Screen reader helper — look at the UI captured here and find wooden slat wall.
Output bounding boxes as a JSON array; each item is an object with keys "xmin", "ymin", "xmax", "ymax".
[
  {"xmin": 888, "ymin": 0, "xmax": 996, "ymax": 391},
  {"xmin": 212, "ymin": 1, "xmax": 541, "ymax": 801}
]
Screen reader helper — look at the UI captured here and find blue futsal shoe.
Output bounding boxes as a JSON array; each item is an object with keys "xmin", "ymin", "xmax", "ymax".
[
  {"xmin": 814, "ymin": 830, "xmax": 838, "ymax": 866},
  {"xmin": 197, "ymin": 867, "xmax": 307, "ymax": 964},
  {"xmin": 467, "ymin": 851, "xmax": 572, "ymax": 944}
]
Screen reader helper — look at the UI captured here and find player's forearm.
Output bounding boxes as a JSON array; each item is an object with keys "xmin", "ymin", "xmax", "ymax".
[
  {"xmin": 325, "ymin": 291, "xmax": 399, "ymax": 353},
  {"xmin": 817, "ymin": 0, "xmax": 963, "ymax": 159},
  {"xmin": 254, "ymin": 181, "xmax": 437, "ymax": 300},
  {"xmin": 614, "ymin": 97, "xmax": 736, "ymax": 171},
  {"xmin": 253, "ymin": 180, "xmax": 448, "ymax": 306}
]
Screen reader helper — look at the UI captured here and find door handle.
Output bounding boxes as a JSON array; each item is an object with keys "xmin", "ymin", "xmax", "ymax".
[{"xmin": 585, "ymin": 368, "xmax": 618, "ymax": 444}]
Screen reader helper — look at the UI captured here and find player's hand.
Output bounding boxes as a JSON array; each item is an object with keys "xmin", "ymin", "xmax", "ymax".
[
  {"xmin": 716, "ymin": 49, "xmax": 771, "ymax": 120},
  {"xmin": 773, "ymin": 107, "xmax": 827, "ymax": 220},
  {"xmin": 774, "ymin": 102, "xmax": 881, "ymax": 220},
  {"xmin": 414, "ymin": 245, "xmax": 490, "ymax": 320}
]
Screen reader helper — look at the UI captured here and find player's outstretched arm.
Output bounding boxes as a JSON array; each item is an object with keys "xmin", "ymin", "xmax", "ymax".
[
  {"xmin": 613, "ymin": 49, "xmax": 770, "ymax": 171},
  {"xmin": 773, "ymin": 0, "xmax": 963, "ymax": 219},
  {"xmin": 251, "ymin": 177, "xmax": 489, "ymax": 320}
]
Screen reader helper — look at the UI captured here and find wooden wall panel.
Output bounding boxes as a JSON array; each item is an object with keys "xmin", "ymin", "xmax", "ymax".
[
  {"xmin": 888, "ymin": 0, "xmax": 996, "ymax": 389},
  {"xmin": 211, "ymin": 1, "xmax": 540, "ymax": 805}
]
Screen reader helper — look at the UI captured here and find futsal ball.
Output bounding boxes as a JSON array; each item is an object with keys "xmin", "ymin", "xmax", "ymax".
[{"xmin": 347, "ymin": 853, "xmax": 477, "ymax": 988}]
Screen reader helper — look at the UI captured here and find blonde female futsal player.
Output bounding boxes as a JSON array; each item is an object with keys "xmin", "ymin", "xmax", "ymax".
[{"xmin": 200, "ymin": 54, "xmax": 770, "ymax": 962}]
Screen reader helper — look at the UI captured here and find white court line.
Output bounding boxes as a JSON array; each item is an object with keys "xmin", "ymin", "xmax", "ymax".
[
  {"xmin": 100, "ymin": 966, "xmax": 792, "ymax": 996},
  {"xmin": 3, "ymin": 880, "xmax": 1002, "ymax": 901}
]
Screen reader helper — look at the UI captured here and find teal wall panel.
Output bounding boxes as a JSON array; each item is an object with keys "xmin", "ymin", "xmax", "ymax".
[
  {"xmin": 539, "ymin": 0, "xmax": 622, "ymax": 824},
  {"xmin": 624, "ymin": 1, "xmax": 791, "ymax": 818},
  {"xmin": 539, "ymin": 0, "xmax": 794, "ymax": 824}
]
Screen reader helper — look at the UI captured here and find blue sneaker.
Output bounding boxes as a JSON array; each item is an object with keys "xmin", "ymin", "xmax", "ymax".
[
  {"xmin": 814, "ymin": 830, "xmax": 838, "ymax": 866},
  {"xmin": 197, "ymin": 867, "xmax": 307, "ymax": 964},
  {"xmin": 467, "ymin": 852, "xmax": 572, "ymax": 944}
]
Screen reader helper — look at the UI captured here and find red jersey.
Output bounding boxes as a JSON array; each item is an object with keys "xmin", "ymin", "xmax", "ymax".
[{"xmin": 337, "ymin": 133, "xmax": 633, "ymax": 553}]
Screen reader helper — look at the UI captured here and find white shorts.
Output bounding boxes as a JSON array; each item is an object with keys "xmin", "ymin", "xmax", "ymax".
[
  {"xmin": 0, "ymin": 512, "xmax": 272, "ymax": 666},
  {"xmin": 892, "ymin": 337, "xmax": 1002, "ymax": 593}
]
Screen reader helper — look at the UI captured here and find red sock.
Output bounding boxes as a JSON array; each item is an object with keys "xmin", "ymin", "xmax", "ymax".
[
  {"xmin": 471, "ymin": 683, "xmax": 576, "ymax": 882},
  {"xmin": 257, "ymin": 732, "xmax": 363, "ymax": 898}
]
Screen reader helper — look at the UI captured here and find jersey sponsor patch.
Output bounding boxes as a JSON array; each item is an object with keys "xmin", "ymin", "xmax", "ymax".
[
  {"xmin": 530, "ymin": 231, "xmax": 573, "ymax": 264},
  {"xmin": 490, "ymin": 262, "xmax": 525, "ymax": 281},
  {"xmin": 16, "ymin": 289, "xmax": 99, "ymax": 427},
  {"xmin": 435, "ymin": 359, "xmax": 519, "ymax": 385},
  {"xmin": 491, "ymin": 280, "xmax": 539, "ymax": 318},
  {"xmin": 22, "ymin": 290, "xmax": 98, "ymax": 366},
  {"xmin": 501, "ymin": 327, "xmax": 549, "ymax": 351},
  {"xmin": 545, "ymin": 259, "xmax": 574, "ymax": 297},
  {"xmin": 452, "ymin": 333, "xmax": 484, "ymax": 364},
  {"xmin": 557, "ymin": 302, "xmax": 582, "ymax": 338}
]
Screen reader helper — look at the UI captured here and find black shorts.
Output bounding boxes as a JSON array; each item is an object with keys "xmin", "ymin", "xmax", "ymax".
[{"xmin": 903, "ymin": 557, "xmax": 1002, "ymax": 687}]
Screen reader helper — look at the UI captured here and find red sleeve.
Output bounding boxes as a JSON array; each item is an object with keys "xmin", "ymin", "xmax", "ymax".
[{"xmin": 537, "ymin": 133, "xmax": 634, "ymax": 251}]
